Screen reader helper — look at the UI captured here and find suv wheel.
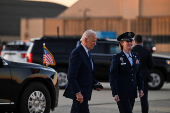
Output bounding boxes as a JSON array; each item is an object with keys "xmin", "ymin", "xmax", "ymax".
[
  {"xmin": 20, "ymin": 82, "xmax": 51, "ymax": 113},
  {"xmin": 57, "ymin": 68, "xmax": 68, "ymax": 89},
  {"xmin": 148, "ymin": 70, "xmax": 164, "ymax": 90}
]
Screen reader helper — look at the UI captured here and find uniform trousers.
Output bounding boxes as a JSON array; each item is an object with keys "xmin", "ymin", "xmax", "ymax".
[
  {"xmin": 140, "ymin": 85, "xmax": 149, "ymax": 113},
  {"xmin": 71, "ymin": 99, "xmax": 90, "ymax": 113},
  {"xmin": 117, "ymin": 98, "xmax": 135, "ymax": 113}
]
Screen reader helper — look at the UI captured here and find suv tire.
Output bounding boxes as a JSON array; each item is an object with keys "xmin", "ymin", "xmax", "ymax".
[
  {"xmin": 57, "ymin": 68, "xmax": 68, "ymax": 89},
  {"xmin": 148, "ymin": 69, "xmax": 164, "ymax": 90},
  {"xmin": 20, "ymin": 82, "xmax": 51, "ymax": 113}
]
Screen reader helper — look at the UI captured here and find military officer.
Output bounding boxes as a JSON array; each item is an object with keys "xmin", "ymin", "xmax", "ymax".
[
  {"xmin": 132, "ymin": 35, "xmax": 154, "ymax": 113},
  {"xmin": 109, "ymin": 32, "xmax": 144, "ymax": 113}
]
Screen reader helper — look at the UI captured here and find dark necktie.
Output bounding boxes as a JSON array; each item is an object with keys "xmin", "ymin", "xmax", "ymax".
[
  {"xmin": 128, "ymin": 55, "xmax": 132, "ymax": 58},
  {"xmin": 128, "ymin": 54, "xmax": 133, "ymax": 66},
  {"xmin": 88, "ymin": 51, "xmax": 93, "ymax": 70},
  {"xmin": 88, "ymin": 51, "xmax": 93, "ymax": 64}
]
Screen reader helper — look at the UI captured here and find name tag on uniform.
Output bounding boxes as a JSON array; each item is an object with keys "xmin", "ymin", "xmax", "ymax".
[{"xmin": 121, "ymin": 63, "xmax": 126, "ymax": 65}]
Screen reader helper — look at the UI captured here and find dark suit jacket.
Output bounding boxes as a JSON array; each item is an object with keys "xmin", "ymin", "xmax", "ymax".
[
  {"xmin": 63, "ymin": 45, "xmax": 98, "ymax": 101},
  {"xmin": 109, "ymin": 51, "xmax": 144, "ymax": 98},
  {"xmin": 132, "ymin": 45, "xmax": 154, "ymax": 84}
]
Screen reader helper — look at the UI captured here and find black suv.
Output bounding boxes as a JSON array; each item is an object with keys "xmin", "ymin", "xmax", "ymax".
[
  {"xmin": 0, "ymin": 56, "xmax": 59, "ymax": 112},
  {"xmin": 143, "ymin": 39, "xmax": 156, "ymax": 53},
  {"xmin": 27, "ymin": 36, "xmax": 170, "ymax": 90},
  {"xmin": 27, "ymin": 37, "xmax": 80, "ymax": 88}
]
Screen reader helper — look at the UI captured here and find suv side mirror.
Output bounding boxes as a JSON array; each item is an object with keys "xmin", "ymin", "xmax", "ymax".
[{"xmin": 0, "ymin": 58, "xmax": 3, "ymax": 68}]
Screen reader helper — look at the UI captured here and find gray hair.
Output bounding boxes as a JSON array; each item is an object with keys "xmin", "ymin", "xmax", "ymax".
[{"xmin": 80, "ymin": 30, "xmax": 96, "ymax": 41}]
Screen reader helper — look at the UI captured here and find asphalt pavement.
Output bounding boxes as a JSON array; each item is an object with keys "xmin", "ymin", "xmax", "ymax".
[
  {"xmin": 51, "ymin": 52, "xmax": 170, "ymax": 113},
  {"xmin": 51, "ymin": 83, "xmax": 170, "ymax": 113}
]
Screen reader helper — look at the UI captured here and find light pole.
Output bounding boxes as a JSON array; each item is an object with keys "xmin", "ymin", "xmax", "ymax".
[
  {"xmin": 79, "ymin": 8, "xmax": 90, "ymax": 30},
  {"xmin": 79, "ymin": 8, "xmax": 90, "ymax": 18}
]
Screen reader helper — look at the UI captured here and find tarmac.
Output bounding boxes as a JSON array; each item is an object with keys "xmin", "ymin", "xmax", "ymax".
[
  {"xmin": 51, "ymin": 83, "xmax": 170, "ymax": 113},
  {"xmin": 51, "ymin": 52, "xmax": 170, "ymax": 113}
]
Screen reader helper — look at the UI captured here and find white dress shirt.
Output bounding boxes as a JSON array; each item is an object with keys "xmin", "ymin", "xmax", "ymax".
[{"xmin": 81, "ymin": 43, "xmax": 94, "ymax": 69}]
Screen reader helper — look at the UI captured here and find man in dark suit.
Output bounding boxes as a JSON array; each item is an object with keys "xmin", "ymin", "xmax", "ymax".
[
  {"xmin": 110, "ymin": 32, "xmax": 144, "ymax": 113},
  {"xmin": 63, "ymin": 30, "xmax": 102, "ymax": 113},
  {"xmin": 132, "ymin": 35, "xmax": 154, "ymax": 113}
]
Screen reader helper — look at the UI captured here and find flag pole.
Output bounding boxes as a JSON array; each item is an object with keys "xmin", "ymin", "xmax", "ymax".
[
  {"xmin": 43, "ymin": 43, "xmax": 56, "ymax": 68},
  {"xmin": 43, "ymin": 43, "xmax": 47, "ymax": 68}
]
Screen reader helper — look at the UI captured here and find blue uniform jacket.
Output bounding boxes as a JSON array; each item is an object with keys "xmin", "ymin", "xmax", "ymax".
[
  {"xmin": 109, "ymin": 51, "xmax": 144, "ymax": 98},
  {"xmin": 63, "ymin": 45, "xmax": 98, "ymax": 101}
]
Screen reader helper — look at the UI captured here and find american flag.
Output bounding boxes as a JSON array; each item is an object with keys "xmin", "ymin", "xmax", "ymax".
[{"xmin": 43, "ymin": 44, "xmax": 56, "ymax": 67}]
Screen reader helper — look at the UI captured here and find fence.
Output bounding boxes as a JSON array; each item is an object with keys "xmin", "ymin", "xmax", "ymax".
[
  {"xmin": 21, "ymin": 17, "xmax": 170, "ymax": 52},
  {"xmin": 43, "ymin": 17, "xmax": 170, "ymax": 43},
  {"xmin": 44, "ymin": 18, "xmax": 128, "ymax": 37}
]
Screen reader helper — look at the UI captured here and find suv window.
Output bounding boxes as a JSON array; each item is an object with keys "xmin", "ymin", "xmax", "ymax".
[
  {"xmin": 4, "ymin": 45, "xmax": 29, "ymax": 51},
  {"xmin": 110, "ymin": 44, "xmax": 120, "ymax": 54},
  {"xmin": 32, "ymin": 39, "xmax": 78, "ymax": 54},
  {"xmin": 1, "ymin": 41, "xmax": 32, "ymax": 62},
  {"xmin": 143, "ymin": 40, "xmax": 154, "ymax": 48},
  {"xmin": 90, "ymin": 43, "xmax": 108, "ymax": 54},
  {"xmin": 46, "ymin": 42, "xmax": 77, "ymax": 54},
  {"xmin": 90, "ymin": 42, "xmax": 120, "ymax": 54}
]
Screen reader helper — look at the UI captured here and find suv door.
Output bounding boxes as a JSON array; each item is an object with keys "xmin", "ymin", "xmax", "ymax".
[
  {"xmin": 0, "ymin": 58, "xmax": 12, "ymax": 111},
  {"xmin": 90, "ymin": 41, "xmax": 120, "ymax": 81}
]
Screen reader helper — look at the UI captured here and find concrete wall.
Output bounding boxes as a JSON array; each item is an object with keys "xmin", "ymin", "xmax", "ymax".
[
  {"xmin": 151, "ymin": 17, "xmax": 170, "ymax": 36},
  {"xmin": 44, "ymin": 19, "xmax": 64, "ymax": 36},
  {"xmin": 140, "ymin": 0, "xmax": 170, "ymax": 17},
  {"xmin": 21, "ymin": 18, "xmax": 44, "ymax": 40},
  {"xmin": 44, "ymin": 18, "xmax": 128, "ymax": 36},
  {"xmin": 20, "ymin": 17, "xmax": 170, "ymax": 52},
  {"xmin": 121, "ymin": 0, "xmax": 139, "ymax": 19},
  {"xmin": 21, "ymin": 17, "xmax": 170, "ymax": 39},
  {"xmin": 0, "ymin": 36, "xmax": 20, "ymax": 43},
  {"xmin": 156, "ymin": 44, "xmax": 170, "ymax": 52}
]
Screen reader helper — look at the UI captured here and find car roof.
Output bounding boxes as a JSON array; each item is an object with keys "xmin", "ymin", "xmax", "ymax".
[
  {"xmin": 41, "ymin": 36, "xmax": 80, "ymax": 40},
  {"xmin": 97, "ymin": 38, "xmax": 119, "ymax": 44},
  {"xmin": 31, "ymin": 36, "xmax": 119, "ymax": 44},
  {"xmin": 30, "ymin": 37, "xmax": 41, "ymax": 42},
  {"xmin": 7, "ymin": 40, "xmax": 25, "ymax": 45}
]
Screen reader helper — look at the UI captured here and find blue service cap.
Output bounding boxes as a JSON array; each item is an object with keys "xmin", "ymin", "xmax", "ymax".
[{"xmin": 117, "ymin": 32, "xmax": 135, "ymax": 42}]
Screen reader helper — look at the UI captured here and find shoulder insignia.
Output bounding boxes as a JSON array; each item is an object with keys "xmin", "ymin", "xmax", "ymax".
[
  {"xmin": 128, "ymin": 32, "xmax": 131, "ymax": 37},
  {"xmin": 120, "ymin": 57, "xmax": 123, "ymax": 61}
]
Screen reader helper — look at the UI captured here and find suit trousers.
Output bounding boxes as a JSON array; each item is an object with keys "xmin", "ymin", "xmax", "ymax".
[
  {"xmin": 71, "ymin": 99, "xmax": 90, "ymax": 113},
  {"xmin": 117, "ymin": 98, "xmax": 135, "ymax": 113},
  {"xmin": 140, "ymin": 85, "xmax": 149, "ymax": 113}
]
